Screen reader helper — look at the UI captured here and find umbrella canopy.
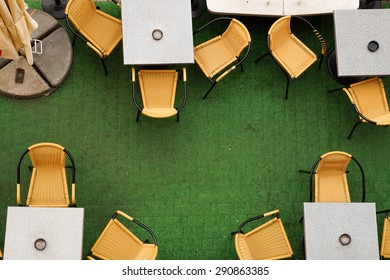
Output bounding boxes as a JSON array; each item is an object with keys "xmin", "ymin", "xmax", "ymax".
[{"xmin": 0, "ymin": 0, "xmax": 38, "ymax": 65}]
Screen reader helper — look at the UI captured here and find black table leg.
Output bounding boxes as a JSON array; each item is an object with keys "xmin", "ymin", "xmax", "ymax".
[{"xmin": 42, "ymin": 0, "xmax": 70, "ymax": 19}]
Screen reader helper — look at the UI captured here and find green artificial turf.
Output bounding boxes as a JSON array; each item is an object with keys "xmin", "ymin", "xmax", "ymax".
[{"xmin": 0, "ymin": 1, "xmax": 389, "ymax": 260}]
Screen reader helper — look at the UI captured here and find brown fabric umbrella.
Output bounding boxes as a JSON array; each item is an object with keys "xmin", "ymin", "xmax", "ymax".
[{"xmin": 0, "ymin": 0, "xmax": 37, "ymax": 64}]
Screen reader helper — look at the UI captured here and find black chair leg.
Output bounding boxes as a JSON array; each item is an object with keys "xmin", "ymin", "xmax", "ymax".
[
  {"xmin": 318, "ymin": 54, "xmax": 324, "ymax": 70},
  {"xmin": 285, "ymin": 79, "xmax": 290, "ymax": 99},
  {"xmin": 203, "ymin": 82, "xmax": 217, "ymax": 99},
  {"xmin": 348, "ymin": 121, "xmax": 361, "ymax": 139},
  {"xmin": 327, "ymin": 87, "xmax": 344, "ymax": 93},
  {"xmin": 136, "ymin": 110, "xmax": 141, "ymax": 122},
  {"xmin": 299, "ymin": 170, "xmax": 311, "ymax": 174},
  {"xmin": 72, "ymin": 34, "xmax": 77, "ymax": 46},
  {"xmin": 254, "ymin": 52, "xmax": 270, "ymax": 63},
  {"xmin": 176, "ymin": 112, "xmax": 180, "ymax": 122},
  {"xmin": 101, "ymin": 59, "xmax": 108, "ymax": 75}
]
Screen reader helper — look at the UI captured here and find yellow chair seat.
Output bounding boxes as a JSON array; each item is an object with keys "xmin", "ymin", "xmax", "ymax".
[
  {"xmin": 304, "ymin": 151, "xmax": 365, "ymax": 203},
  {"xmin": 142, "ymin": 108, "xmax": 178, "ymax": 118},
  {"xmin": 193, "ymin": 18, "xmax": 251, "ymax": 99},
  {"xmin": 272, "ymin": 34, "xmax": 317, "ymax": 78},
  {"xmin": 381, "ymin": 216, "xmax": 390, "ymax": 259},
  {"xmin": 80, "ymin": 10, "xmax": 122, "ymax": 57},
  {"xmin": 27, "ymin": 166, "xmax": 69, "ymax": 206},
  {"xmin": 343, "ymin": 77, "xmax": 390, "ymax": 137},
  {"xmin": 364, "ymin": 112, "xmax": 390, "ymax": 125},
  {"xmin": 234, "ymin": 210, "xmax": 294, "ymax": 260},
  {"xmin": 315, "ymin": 173, "xmax": 350, "ymax": 202},
  {"xmin": 17, "ymin": 142, "xmax": 76, "ymax": 207},
  {"xmin": 194, "ymin": 37, "xmax": 237, "ymax": 79},
  {"xmin": 88, "ymin": 211, "xmax": 158, "ymax": 260},
  {"xmin": 132, "ymin": 68, "xmax": 187, "ymax": 122}
]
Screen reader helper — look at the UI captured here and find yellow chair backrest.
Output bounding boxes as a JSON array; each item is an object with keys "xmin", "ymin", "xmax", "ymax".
[
  {"xmin": 28, "ymin": 142, "xmax": 66, "ymax": 167},
  {"xmin": 347, "ymin": 77, "xmax": 389, "ymax": 120},
  {"xmin": 222, "ymin": 19, "xmax": 251, "ymax": 58},
  {"xmin": 316, "ymin": 151, "xmax": 352, "ymax": 175},
  {"xmin": 268, "ymin": 16, "xmax": 291, "ymax": 53},
  {"xmin": 65, "ymin": 0, "xmax": 96, "ymax": 30}
]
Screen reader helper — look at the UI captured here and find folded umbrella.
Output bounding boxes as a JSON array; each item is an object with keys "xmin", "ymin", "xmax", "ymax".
[
  {"xmin": 0, "ymin": 0, "xmax": 19, "ymax": 60},
  {"xmin": 0, "ymin": 0, "xmax": 38, "ymax": 65}
]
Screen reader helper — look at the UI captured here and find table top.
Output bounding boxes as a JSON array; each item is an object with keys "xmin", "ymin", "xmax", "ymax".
[
  {"xmin": 206, "ymin": 0, "xmax": 359, "ymax": 16},
  {"xmin": 334, "ymin": 9, "xmax": 390, "ymax": 77},
  {"xmin": 303, "ymin": 203, "xmax": 379, "ymax": 260},
  {"xmin": 207, "ymin": 0, "xmax": 283, "ymax": 16},
  {"xmin": 284, "ymin": 0, "xmax": 359, "ymax": 16},
  {"xmin": 4, "ymin": 207, "xmax": 84, "ymax": 260},
  {"xmin": 121, "ymin": 0, "xmax": 194, "ymax": 65}
]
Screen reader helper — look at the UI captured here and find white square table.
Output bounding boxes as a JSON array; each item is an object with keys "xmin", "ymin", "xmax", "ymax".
[
  {"xmin": 4, "ymin": 207, "xmax": 84, "ymax": 260},
  {"xmin": 206, "ymin": 0, "xmax": 359, "ymax": 16},
  {"xmin": 284, "ymin": 0, "xmax": 359, "ymax": 16},
  {"xmin": 206, "ymin": 0, "xmax": 284, "ymax": 17},
  {"xmin": 334, "ymin": 9, "xmax": 390, "ymax": 77},
  {"xmin": 303, "ymin": 203, "xmax": 379, "ymax": 260},
  {"xmin": 121, "ymin": 0, "xmax": 194, "ymax": 66}
]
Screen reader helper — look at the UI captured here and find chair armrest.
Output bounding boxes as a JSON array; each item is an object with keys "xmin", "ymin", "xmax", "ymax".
[
  {"xmin": 293, "ymin": 16, "xmax": 326, "ymax": 56},
  {"xmin": 308, "ymin": 156, "xmax": 321, "ymax": 202},
  {"xmin": 71, "ymin": 183, "xmax": 76, "ymax": 206},
  {"xmin": 343, "ymin": 88, "xmax": 377, "ymax": 125},
  {"xmin": 64, "ymin": 148, "xmax": 76, "ymax": 206},
  {"xmin": 216, "ymin": 66, "xmax": 236, "ymax": 83},
  {"xmin": 115, "ymin": 210, "xmax": 158, "ymax": 246},
  {"xmin": 65, "ymin": 15, "xmax": 105, "ymax": 58},
  {"xmin": 111, "ymin": 0, "xmax": 121, "ymax": 7},
  {"xmin": 236, "ymin": 210, "xmax": 280, "ymax": 234},
  {"xmin": 131, "ymin": 68, "xmax": 143, "ymax": 112},
  {"xmin": 177, "ymin": 68, "xmax": 187, "ymax": 112},
  {"xmin": 351, "ymin": 156, "xmax": 366, "ymax": 202},
  {"xmin": 193, "ymin": 17, "xmax": 233, "ymax": 36},
  {"xmin": 16, "ymin": 149, "xmax": 29, "ymax": 206},
  {"xmin": 16, "ymin": 183, "xmax": 21, "ymax": 205}
]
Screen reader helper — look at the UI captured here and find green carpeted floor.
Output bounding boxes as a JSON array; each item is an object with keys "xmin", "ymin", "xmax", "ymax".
[{"xmin": 0, "ymin": 1, "xmax": 389, "ymax": 260}]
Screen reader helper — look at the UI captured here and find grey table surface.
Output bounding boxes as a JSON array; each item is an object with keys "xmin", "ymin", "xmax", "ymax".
[
  {"xmin": 334, "ymin": 9, "xmax": 390, "ymax": 77},
  {"xmin": 121, "ymin": 0, "xmax": 194, "ymax": 65},
  {"xmin": 303, "ymin": 202, "xmax": 379, "ymax": 260},
  {"xmin": 4, "ymin": 207, "xmax": 84, "ymax": 260}
]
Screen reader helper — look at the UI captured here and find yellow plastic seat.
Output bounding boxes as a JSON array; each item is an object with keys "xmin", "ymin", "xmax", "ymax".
[
  {"xmin": 0, "ymin": 247, "xmax": 2, "ymax": 260},
  {"xmin": 301, "ymin": 151, "xmax": 365, "ymax": 203},
  {"xmin": 17, "ymin": 142, "xmax": 76, "ymax": 207},
  {"xmin": 255, "ymin": 16, "xmax": 326, "ymax": 99},
  {"xmin": 378, "ymin": 210, "xmax": 390, "ymax": 259},
  {"xmin": 131, "ymin": 68, "xmax": 187, "ymax": 122},
  {"xmin": 193, "ymin": 17, "xmax": 251, "ymax": 99},
  {"xmin": 343, "ymin": 77, "xmax": 390, "ymax": 139},
  {"xmin": 87, "ymin": 210, "xmax": 158, "ymax": 260},
  {"xmin": 65, "ymin": 0, "xmax": 122, "ymax": 75},
  {"xmin": 234, "ymin": 210, "xmax": 294, "ymax": 260}
]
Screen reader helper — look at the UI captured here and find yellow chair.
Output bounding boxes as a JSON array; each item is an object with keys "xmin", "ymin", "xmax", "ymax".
[
  {"xmin": 300, "ymin": 151, "xmax": 365, "ymax": 203},
  {"xmin": 234, "ymin": 210, "xmax": 294, "ymax": 260},
  {"xmin": 343, "ymin": 77, "xmax": 390, "ymax": 139},
  {"xmin": 87, "ymin": 210, "xmax": 158, "ymax": 260},
  {"xmin": 193, "ymin": 17, "xmax": 251, "ymax": 99},
  {"xmin": 131, "ymin": 67, "xmax": 187, "ymax": 122},
  {"xmin": 255, "ymin": 16, "xmax": 326, "ymax": 99},
  {"xmin": 0, "ymin": 247, "xmax": 2, "ymax": 260},
  {"xmin": 377, "ymin": 209, "xmax": 390, "ymax": 259},
  {"xmin": 17, "ymin": 142, "xmax": 76, "ymax": 207},
  {"xmin": 65, "ymin": 0, "xmax": 122, "ymax": 75}
]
